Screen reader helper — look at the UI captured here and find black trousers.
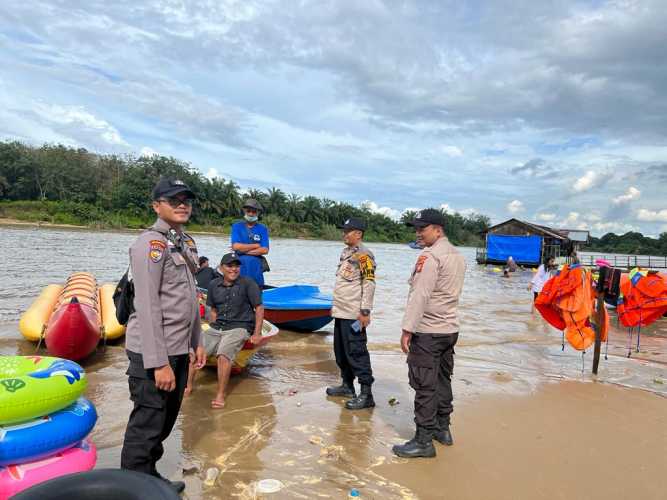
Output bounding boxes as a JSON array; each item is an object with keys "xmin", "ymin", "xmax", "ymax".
[
  {"xmin": 407, "ymin": 333, "xmax": 458, "ymax": 436},
  {"xmin": 120, "ymin": 350, "xmax": 189, "ymax": 475},
  {"xmin": 333, "ymin": 318, "xmax": 374, "ymax": 386}
]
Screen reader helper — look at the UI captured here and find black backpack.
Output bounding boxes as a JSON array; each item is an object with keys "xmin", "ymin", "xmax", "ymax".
[{"xmin": 113, "ymin": 267, "xmax": 134, "ymax": 325}]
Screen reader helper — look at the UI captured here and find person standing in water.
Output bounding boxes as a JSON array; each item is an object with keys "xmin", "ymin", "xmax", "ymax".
[
  {"xmin": 230, "ymin": 199, "xmax": 270, "ymax": 288},
  {"xmin": 528, "ymin": 256, "xmax": 556, "ymax": 301}
]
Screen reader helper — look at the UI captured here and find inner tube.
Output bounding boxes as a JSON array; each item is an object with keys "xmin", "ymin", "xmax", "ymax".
[
  {"xmin": 0, "ymin": 439, "xmax": 96, "ymax": 499},
  {"xmin": 0, "ymin": 356, "xmax": 86, "ymax": 425},
  {"xmin": 0, "ymin": 397, "xmax": 97, "ymax": 466},
  {"xmin": 11, "ymin": 468, "xmax": 180, "ymax": 500}
]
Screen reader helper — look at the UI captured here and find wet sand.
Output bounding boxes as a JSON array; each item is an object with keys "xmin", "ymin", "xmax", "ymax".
[{"xmin": 65, "ymin": 333, "xmax": 665, "ymax": 500}]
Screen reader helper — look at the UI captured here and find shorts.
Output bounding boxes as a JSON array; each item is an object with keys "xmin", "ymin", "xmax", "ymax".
[{"xmin": 203, "ymin": 327, "xmax": 250, "ymax": 361}]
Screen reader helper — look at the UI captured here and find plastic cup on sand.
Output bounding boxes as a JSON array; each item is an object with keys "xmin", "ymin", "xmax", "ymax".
[{"xmin": 256, "ymin": 479, "xmax": 284, "ymax": 494}]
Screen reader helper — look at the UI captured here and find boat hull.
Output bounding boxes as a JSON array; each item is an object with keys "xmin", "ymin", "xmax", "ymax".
[{"xmin": 263, "ymin": 308, "xmax": 333, "ymax": 332}]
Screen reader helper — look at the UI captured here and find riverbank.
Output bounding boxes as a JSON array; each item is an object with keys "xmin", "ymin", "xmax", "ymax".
[{"xmin": 1, "ymin": 227, "xmax": 665, "ymax": 499}]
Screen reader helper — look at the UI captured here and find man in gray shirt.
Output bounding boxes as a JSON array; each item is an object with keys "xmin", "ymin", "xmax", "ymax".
[{"xmin": 120, "ymin": 178, "xmax": 206, "ymax": 494}]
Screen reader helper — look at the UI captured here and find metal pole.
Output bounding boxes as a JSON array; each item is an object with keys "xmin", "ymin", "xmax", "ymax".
[{"xmin": 592, "ymin": 292, "xmax": 604, "ymax": 375}]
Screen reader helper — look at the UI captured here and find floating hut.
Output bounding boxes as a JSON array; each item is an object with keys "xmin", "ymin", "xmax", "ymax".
[{"xmin": 476, "ymin": 218, "xmax": 589, "ymax": 266}]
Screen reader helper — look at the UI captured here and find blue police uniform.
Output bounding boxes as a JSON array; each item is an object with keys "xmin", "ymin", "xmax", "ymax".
[{"xmin": 230, "ymin": 221, "xmax": 270, "ymax": 287}]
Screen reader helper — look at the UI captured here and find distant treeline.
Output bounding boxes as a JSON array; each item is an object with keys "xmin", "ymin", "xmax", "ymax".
[
  {"xmin": 0, "ymin": 141, "xmax": 490, "ymax": 245},
  {"xmin": 584, "ymin": 231, "xmax": 667, "ymax": 256}
]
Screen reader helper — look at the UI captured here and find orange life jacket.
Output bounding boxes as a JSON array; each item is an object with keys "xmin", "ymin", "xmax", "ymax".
[
  {"xmin": 617, "ymin": 269, "xmax": 667, "ymax": 328},
  {"xmin": 535, "ymin": 265, "xmax": 608, "ymax": 351}
]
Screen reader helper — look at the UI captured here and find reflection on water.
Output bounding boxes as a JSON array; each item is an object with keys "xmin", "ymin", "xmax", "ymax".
[{"xmin": 0, "ymin": 225, "xmax": 666, "ymax": 498}]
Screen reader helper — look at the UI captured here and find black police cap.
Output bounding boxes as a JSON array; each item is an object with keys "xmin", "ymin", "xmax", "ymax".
[
  {"xmin": 152, "ymin": 178, "xmax": 195, "ymax": 200},
  {"xmin": 220, "ymin": 252, "xmax": 241, "ymax": 265},
  {"xmin": 406, "ymin": 208, "xmax": 446, "ymax": 228},
  {"xmin": 337, "ymin": 217, "xmax": 367, "ymax": 231}
]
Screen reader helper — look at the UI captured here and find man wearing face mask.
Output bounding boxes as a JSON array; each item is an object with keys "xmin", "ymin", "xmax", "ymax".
[{"xmin": 231, "ymin": 199, "xmax": 270, "ymax": 288}]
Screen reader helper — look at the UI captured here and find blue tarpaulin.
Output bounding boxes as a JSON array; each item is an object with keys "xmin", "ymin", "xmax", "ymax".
[{"xmin": 487, "ymin": 234, "xmax": 542, "ymax": 264}]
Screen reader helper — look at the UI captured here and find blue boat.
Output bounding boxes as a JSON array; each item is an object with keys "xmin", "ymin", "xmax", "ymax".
[{"xmin": 262, "ymin": 285, "xmax": 333, "ymax": 332}]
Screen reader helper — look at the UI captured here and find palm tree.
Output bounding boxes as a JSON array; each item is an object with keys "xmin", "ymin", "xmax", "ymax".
[
  {"xmin": 265, "ymin": 187, "xmax": 287, "ymax": 217},
  {"xmin": 285, "ymin": 193, "xmax": 303, "ymax": 222},
  {"xmin": 301, "ymin": 196, "xmax": 323, "ymax": 224}
]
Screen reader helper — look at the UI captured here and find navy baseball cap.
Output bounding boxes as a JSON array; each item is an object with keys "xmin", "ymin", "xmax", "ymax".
[
  {"xmin": 152, "ymin": 178, "xmax": 195, "ymax": 200},
  {"xmin": 220, "ymin": 252, "xmax": 241, "ymax": 265},
  {"xmin": 406, "ymin": 208, "xmax": 446, "ymax": 228},
  {"xmin": 337, "ymin": 217, "xmax": 367, "ymax": 231}
]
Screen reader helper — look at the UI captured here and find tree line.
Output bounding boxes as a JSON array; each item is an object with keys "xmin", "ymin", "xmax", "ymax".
[
  {"xmin": 584, "ymin": 231, "xmax": 667, "ymax": 256},
  {"xmin": 0, "ymin": 141, "xmax": 490, "ymax": 245}
]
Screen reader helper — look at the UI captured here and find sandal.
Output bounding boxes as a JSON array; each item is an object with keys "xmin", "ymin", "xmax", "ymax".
[{"xmin": 211, "ymin": 399, "xmax": 225, "ymax": 409}]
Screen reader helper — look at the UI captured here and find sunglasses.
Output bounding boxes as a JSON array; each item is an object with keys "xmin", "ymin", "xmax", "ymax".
[{"xmin": 159, "ymin": 197, "xmax": 193, "ymax": 208}]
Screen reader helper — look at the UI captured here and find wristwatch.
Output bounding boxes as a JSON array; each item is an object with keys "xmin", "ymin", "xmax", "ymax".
[{"xmin": 360, "ymin": 309, "xmax": 371, "ymax": 316}]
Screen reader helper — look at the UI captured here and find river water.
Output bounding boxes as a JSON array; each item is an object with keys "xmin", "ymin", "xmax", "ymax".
[{"xmin": 1, "ymin": 225, "xmax": 666, "ymax": 499}]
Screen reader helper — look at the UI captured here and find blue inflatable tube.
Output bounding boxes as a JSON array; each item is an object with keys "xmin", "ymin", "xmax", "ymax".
[{"xmin": 0, "ymin": 397, "xmax": 97, "ymax": 466}]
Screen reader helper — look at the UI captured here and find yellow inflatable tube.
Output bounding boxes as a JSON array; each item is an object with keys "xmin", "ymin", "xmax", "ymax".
[
  {"xmin": 99, "ymin": 283, "xmax": 126, "ymax": 340},
  {"xmin": 19, "ymin": 285, "xmax": 63, "ymax": 341}
]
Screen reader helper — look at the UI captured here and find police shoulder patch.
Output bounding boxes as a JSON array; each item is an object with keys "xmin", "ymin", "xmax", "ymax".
[
  {"xmin": 415, "ymin": 255, "xmax": 428, "ymax": 273},
  {"xmin": 149, "ymin": 239, "xmax": 166, "ymax": 263}
]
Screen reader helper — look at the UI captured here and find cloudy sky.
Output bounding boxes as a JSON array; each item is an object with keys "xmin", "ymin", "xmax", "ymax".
[{"xmin": 1, "ymin": 0, "xmax": 666, "ymax": 235}]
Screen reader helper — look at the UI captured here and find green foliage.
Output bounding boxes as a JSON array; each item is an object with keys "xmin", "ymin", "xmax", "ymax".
[
  {"xmin": 0, "ymin": 140, "xmax": 490, "ymax": 244},
  {"xmin": 585, "ymin": 231, "xmax": 667, "ymax": 256}
]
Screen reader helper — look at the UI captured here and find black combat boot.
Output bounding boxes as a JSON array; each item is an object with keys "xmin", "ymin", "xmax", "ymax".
[
  {"xmin": 326, "ymin": 380, "xmax": 356, "ymax": 397},
  {"xmin": 434, "ymin": 427, "xmax": 453, "ymax": 446},
  {"xmin": 392, "ymin": 427, "xmax": 436, "ymax": 458},
  {"xmin": 345, "ymin": 384, "xmax": 375, "ymax": 410}
]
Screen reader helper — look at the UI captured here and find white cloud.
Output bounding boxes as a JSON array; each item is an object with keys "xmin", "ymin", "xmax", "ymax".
[
  {"xmin": 441, "ymin": 145, "xmax": 463, "ymax": 158},
  {"xmin": 361, "ymin": 200, "xmax": 401, "ymax": 220},
  {"xmin": 572, "ymin": 170, "xmax": 600, "ymax": 192},
  {"xmin": 636, "ymin": 208, "xmax": 667, "ymax": 222},
  {"xmin": 562, "ymin": 212, "xmax": 580, "ymax": 226},
  {"xmin": 205, "ymin": 167, "xmax": 219, "ymax": 180},
  {"xmin": 612, "ymin": 186, "xmax": 640, "ymax": 205},
  {"xmin": 140, "ymin": 146, "xmax": 158, "ymax": 157},
  {"xmin": 536, "ymin": 212, "xmax": 556, "ymax": 222},
  {"xmin": 507, "ymin": 200, "xmax": 524, "ymax": 214},
  {"xmin": 32, "ymin": 103, "xmax": 128, "ymax": 146}
]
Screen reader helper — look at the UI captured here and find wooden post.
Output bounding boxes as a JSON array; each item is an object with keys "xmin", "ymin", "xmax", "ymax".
[{"xmin": 592, "ymin": 291, "xmax": 604, "ymax": 375}]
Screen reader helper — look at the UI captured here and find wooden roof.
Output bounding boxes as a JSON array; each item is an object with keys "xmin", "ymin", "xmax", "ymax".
[{"xmin": 484, "ymin": 218, "xmax": 568, "ymax": 240}]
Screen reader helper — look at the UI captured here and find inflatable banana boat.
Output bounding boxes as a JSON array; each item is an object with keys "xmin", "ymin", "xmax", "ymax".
[{"xmin": 19, "ymin": 274, "xmax": 125, "ymax": 361}]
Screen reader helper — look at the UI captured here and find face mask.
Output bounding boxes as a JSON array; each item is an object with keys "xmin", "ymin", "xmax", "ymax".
[{"xmin": 244, "ymin": 214, "xmax": 258, "ymax": 223}]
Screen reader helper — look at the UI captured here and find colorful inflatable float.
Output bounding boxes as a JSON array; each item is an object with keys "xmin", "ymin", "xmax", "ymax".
[
  {"xmin": 0, "ymin": 356, "xmax": 97, "ymax": 498},
  {"xmin": 262, "ymin": 285, "xmax": 333, "ymax": 332},
  {"xmin": 19, "ymin": 274, "xmax": 125, "ymax": 361}
]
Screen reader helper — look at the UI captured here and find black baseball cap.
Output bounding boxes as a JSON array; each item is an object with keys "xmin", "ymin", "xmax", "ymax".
[
  {"xmin": 337, "ymin": 217, "xmax": 367, "ymax": 231},
  {"xmin": 220, "ymin": 252, "xmax": 241, "ymax": 265},
  {"xmin": 242, "ymin": 198, "xmax": 262, "ymax": 211},
  {"xmin": 152, "ymin": 178, "xmax": 195, "ymax": 200},
  {"xmin": 406, "ymin": 208, "xmax": 446, "ymax": 228}
]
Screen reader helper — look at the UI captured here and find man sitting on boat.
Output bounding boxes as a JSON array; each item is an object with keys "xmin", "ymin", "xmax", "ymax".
[{"xmin": 201, "ymin": 252, "xmax": 264, "ymax": 409}]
